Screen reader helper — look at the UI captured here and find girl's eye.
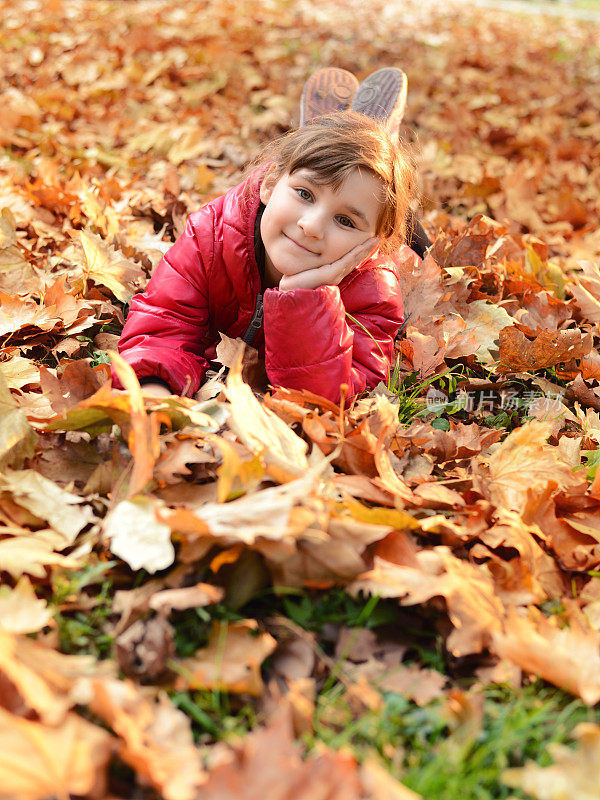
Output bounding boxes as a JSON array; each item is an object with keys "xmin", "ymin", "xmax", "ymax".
[
  {"xmin": 296, "ymin": 188, "xmax": 312, "ymax": 201},
  {"xmin": 336, "ymin": 215, "xmax": 355, "ymax": 229}
]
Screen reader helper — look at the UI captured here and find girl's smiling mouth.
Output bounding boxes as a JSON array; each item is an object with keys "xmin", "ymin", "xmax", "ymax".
[{"xmin": 284, "ymin": 233, "xmax": 318, "ymax": 254}]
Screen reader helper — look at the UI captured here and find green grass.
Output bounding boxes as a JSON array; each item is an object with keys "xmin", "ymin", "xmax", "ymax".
[
  {"xmin": 311, "ymin": 681, "xmax": 598, "ymax": 800},
  {"xmin": 50, "ymin": 571, "xmax": 600, "ymax": 797},
  {"xmin": 52, "ymin": 563, "xmax": 116, "ymax": 658},
  {"xmin": 166, "ymin": 588, "xmax": 600, "ymax": 798}
]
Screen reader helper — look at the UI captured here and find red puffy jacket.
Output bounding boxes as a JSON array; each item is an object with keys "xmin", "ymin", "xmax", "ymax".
[{"xmin": 114, "ymin": 173, "xmax": 404, "ymax": 404}]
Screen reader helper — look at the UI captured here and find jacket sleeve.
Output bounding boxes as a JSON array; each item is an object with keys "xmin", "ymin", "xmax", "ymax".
[
  {"xmin": 263, "ymin": 259, "xmax": 404, "ymax": 404},
  {"xmin": 112, "ymin": 213, "xmax": 213, "ymax": 396}
]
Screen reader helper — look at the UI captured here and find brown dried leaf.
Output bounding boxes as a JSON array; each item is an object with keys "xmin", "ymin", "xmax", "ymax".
[
  {"xmin": 348, "ymin": 548, "xmax": 504, "ymax": 656},
  {"xmin": 89, "ymin": 678, "xmax": 206, "ymax": 800},
  {"xmin": 492, "ymin": 606, "xmax": 600, "ymax": 704},
  {"xmin": 0, "ymin": 707, "xmax": 113, "ymax": 800},
  {"xmin": 498, "ymin": 326, "xmax": 592, "ymax": 372},
  {"xmin": 475, "ymin": 420, "xmax": 582, "ymax": 514},
  {"xmin": 175, "ymin": 619, "xmax": 276, "ymax": 696}
]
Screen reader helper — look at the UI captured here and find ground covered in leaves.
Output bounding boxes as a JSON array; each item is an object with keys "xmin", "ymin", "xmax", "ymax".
[{"xmin": 2, "ymin": 0, "xmax": 600, "ymax": 798}]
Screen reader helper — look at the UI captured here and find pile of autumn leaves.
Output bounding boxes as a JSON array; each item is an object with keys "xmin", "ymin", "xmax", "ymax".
[
  {"xmin": 3, "ymin": 206, "xmax": 600, "ymax": 796},
  {"xmin": 4, "ymin": 0, "xmax": 600, "ymax": 796}
]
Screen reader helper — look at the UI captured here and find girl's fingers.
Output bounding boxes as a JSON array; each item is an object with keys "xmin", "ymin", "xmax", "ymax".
[
  {"xmin": 337, "ymin": 237, "xmax": 379, "ymax": 272},
  {"xmin": 280, "ymin": 237, "xmax": 380, "ymax": 290}
]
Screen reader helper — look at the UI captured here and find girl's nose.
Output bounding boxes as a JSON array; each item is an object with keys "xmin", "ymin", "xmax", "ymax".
[{"xmin": 298, "ymin": 209, "xmax": 324, "ymax": 239}]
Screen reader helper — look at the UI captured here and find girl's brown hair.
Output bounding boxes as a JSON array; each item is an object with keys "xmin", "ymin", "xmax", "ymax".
[{"xmin": 251, "ymin": 111, "xmax": 415, "ymax": 254}]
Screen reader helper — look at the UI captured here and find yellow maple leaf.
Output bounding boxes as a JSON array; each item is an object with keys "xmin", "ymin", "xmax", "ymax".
[{"xmin": 79, "ymin": 230, "xmax": 144, "ymax": 303}]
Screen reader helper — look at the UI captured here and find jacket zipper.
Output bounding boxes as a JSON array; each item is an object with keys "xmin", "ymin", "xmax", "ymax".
[{"xmin": 241, "ymin": 293, "xmax": 263, "ymax": 346}]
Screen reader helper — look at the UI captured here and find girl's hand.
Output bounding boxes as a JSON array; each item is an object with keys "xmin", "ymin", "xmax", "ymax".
[
  {"xmin": 139, "ymin": 381, "xmax": 172, "ymax": 398},
  {"xmin": 279, "ymin": 238, "xmax": 379, "ymax": 292},
  {"xmin": 112, "ymin": 382, "xmax": 172, "ymax": 398}
]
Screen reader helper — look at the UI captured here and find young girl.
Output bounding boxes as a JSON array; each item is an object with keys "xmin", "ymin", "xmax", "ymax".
[{"xmin": 113, "ymin": 109, "xmax": 415, "ymax": 405}]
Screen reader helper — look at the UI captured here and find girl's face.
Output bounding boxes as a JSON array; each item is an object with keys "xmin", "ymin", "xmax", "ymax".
[{"xmin": 259, "ymin": 167, "xmax": 384, "ymax": 287}]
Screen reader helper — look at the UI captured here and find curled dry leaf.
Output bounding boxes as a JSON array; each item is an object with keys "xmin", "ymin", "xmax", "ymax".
[
  {"xmin": 109, "ymin": 352, "xmax": 160, "ymax": 497},
  {"xmin": 148, "ymin": 582, "xmax": 224, "ymax": 614},
  {"xmin": 224, "ymin": 349, "xmax": 308, "ymax": 478},
  {"xmin": 115, "ymin": 615, "xmax": 175, "ymax": 682}
]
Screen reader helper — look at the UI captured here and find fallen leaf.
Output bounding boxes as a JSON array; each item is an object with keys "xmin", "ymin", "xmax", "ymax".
[
  {"xmin": 0, "ymin": 707, "xmax": 113, "ymax": 800},
  {"xmin": 148, "ymin": 582, "xmax": 224, "ymax": 614},
  {"xmin": 0, "ymin": 468, "xmax": 94, "ymax": 546},
  {"xmin": 104, "ymin": 497, "xmax": 175, "ymax": 573},
  {"xmin": 224, "ymin": 349, "xmax": 308, "ymax": 478},
  {"xmin": 175, "ymin": 619, "xmax": 276, "ymax": 696},
  {"xmin": 78, "ymin": 229, "xmax": 144, "ymax": 303},
  {"xmin": 377, "ymin": 662, "xmax": 447, "ymax": 706},
  {"xmin": 0, "ymin": 533, "xmax": 80, "ymax": 579},
  {"xmin": 196, "ymin": 706, "xmax": 363, "ymax": 800},
  {"xmin": 115, "ymin": 615, "xmax": 175, "ymax": 682},
  {"xmin": 475, "ymin": 419, "xmax": 582, "ymax": 515},
  {"xmin": 0, "ymin": 373, "xmax": 36, "ymax": 469},
  {"xmin": 89, "ymin": 678, "xmax": 206, "ymax": 800},
  {"xmin": 498, "ymin": 326, "xmax": 592, "ymax": 372},
  {"xmin": 0, "ymin": 576, "xmax": 52, "ymax": 634},
  {"xmin": 109, "ymin": 351, "xmax": 160, "ymax": 497},
  {"xmin": 492, "ymin": 606, "xmax": 600, "ymax": 705},
  {"xmin": 0, "ymin": 353, "xmax": 40, "ymax": 390},
  {"xmin": 460, "ymin": 299, "xmax": 514, "ymax": 364},
  {"xmin": 503, "ymin": 723, "xmax": 600, "ymax": 800},
  {"xmin": 348, "ymin": 549, "xmax": 505, "ymax": 656}
]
